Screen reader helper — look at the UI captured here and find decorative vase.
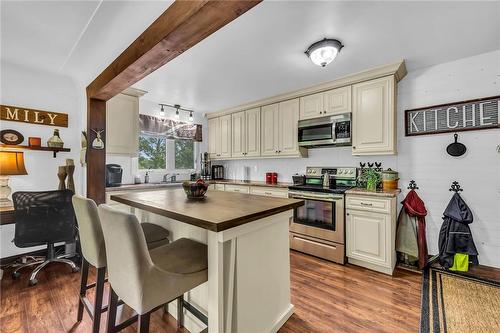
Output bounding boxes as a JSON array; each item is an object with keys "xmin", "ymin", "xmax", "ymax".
[
  {"xmin": 47, "ymin": 129, "xmax": 64, "ymax": 148},
  {"xmin": 57, "ymin": 166, "xmax": 67, "ymax": 190},
  {"xmin": 65, "ymin": 159, "xmax": 75, "ymax": 193}
]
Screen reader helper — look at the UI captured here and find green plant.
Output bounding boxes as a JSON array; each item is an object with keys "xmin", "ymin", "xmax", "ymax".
[{"xmin": 360, "ymin": 168, "xmax": 381, "ymax": 191}]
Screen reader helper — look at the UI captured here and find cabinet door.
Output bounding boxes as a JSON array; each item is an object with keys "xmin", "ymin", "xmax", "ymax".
[
  {"xmin": 352, "ymin": 76, "xmax": 395, "ymax": 155},
  {"xmin": 245, "ymin": 107, "xmax": 261, "ymax": 157},
  {"xmin": 231, "ymin": 111, "xmax": 246, "ymax": 157},
  {"xmin": 346, "ymin": 210, "xmax": 389, "ymax": 265},
  {"xmin": 299, "ymin": 92, "xmax": 324, "ymax": 120},
  {"xmin": 278, "ymin": 98, "xmax": 299, "ymax": 155},
  {"xmin": 261, "ymin": 103, "xmax": 279, "ymax": 156},
  {"xmin": 106, "ymin": 93, "xmax": 139, "ymax": 155},
  {"xmin": 208, "ymin": 117, "xmax": 220, "ymax": 159},
  {"xmin": 219, "ymin": 115, "xmax": 232, "ymax": 158},
  {"xmin": 324, "ymin": 86, "xmax": 351, "ymax": 115}
]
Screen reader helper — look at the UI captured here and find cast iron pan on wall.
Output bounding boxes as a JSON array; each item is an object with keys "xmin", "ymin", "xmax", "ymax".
[{"xmin": 446, "ymin": 133, "xmax": 466, "ymax": 157}]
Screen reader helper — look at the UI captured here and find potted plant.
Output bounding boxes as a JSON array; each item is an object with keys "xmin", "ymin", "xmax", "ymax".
[{"xmin": 360, "ymin": 168, "xmax": 381, "ymax": 191}]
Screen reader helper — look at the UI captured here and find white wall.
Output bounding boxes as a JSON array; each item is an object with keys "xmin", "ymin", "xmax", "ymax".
[
  {"xmin": 223, "ymin": 50, "xmax": 500, "ymax": 268},
  {"xmin": 107, "ymin": 98, "xmax": 208, "ymax": 184},
  {"xmin": 0, "ymin": 60, "xmax": 82, "ymax": 258}
]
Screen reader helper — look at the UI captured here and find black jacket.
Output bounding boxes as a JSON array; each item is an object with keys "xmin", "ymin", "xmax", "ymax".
[{"xmin": 438, "ymin": 193, "xmax": 479, "ymax": 269}]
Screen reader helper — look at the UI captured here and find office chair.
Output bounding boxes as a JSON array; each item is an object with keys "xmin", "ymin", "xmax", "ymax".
[{"xmin": 11, "ymin": 190, "xmax": 79, "ymax": 286}]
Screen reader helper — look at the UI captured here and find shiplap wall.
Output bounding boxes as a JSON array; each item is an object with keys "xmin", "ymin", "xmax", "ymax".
[{"xmin": 223, "ymin": 50, "xmax": 500, "ymax": 268}]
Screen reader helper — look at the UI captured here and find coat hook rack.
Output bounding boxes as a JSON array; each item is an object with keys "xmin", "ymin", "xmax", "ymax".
[
  {"xmin": 449, "ymin": 181, "xmax": 463, "ymax": 193},
  {"xmin": 407, "ymin": 180, "xmax": 419, "ymax": 190}
]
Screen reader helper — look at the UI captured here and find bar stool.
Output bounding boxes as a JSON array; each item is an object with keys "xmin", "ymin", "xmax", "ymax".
[
  {"xmin": 97, "ymin": 204, "xmax": 208, "ymax": 333},
  {"xmin": 72, "ymin": 195, "xmax": 170, "ymax": 333}
]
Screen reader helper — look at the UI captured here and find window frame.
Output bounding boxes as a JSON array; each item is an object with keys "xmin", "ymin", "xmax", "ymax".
[{"xmin": 137, "ymin": 134, "xmax": 197, "ymax": 173}]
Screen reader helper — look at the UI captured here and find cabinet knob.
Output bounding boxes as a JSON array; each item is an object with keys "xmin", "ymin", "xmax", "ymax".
[{"xmin": 352, "ymin": 146, "xmax": 356, "ymax": 149}]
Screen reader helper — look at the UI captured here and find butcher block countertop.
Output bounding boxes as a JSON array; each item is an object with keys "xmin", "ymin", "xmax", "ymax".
[
  {"xmin": 110, "ymin": 189, "xmax": 303, "ymax": 232},
  {"xmin": 345, "ymin": 187, "xmax": 401, "ymax": 198}
]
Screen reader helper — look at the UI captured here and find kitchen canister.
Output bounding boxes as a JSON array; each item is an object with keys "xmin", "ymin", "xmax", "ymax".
[{"xmin": 382, "ymin": 168, "xmax": 399, "ymax": 190}]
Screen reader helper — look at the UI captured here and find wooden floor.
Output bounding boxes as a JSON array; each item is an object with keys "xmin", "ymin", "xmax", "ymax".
[{"xmin": 0, "ymin": 251, "xmax": 423, "ymax": 333}]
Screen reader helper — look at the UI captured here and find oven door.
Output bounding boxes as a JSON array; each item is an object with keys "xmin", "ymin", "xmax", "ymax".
[
  {"xmin": 298, "ymin": 117, "xmax": 335, "ymax": 147},
  {"xmin": 289, "ymin": 191, "xmax": 345, "ymax": 244}
]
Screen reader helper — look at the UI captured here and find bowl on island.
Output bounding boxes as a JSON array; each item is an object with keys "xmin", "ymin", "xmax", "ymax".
[{"xmin": 182, "ymin": 179, "xmax": 209, "ymax": 199}]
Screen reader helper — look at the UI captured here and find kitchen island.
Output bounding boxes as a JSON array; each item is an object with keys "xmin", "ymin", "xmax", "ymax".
[{"xmin": 110, "ymin": 189, "xmax": 304, "ymax": 333}]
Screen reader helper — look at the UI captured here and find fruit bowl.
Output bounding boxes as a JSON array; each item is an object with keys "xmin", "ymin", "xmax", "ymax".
[{"xmin": 182, "ymin": 180, "xmax": 209, "ymax": 199}]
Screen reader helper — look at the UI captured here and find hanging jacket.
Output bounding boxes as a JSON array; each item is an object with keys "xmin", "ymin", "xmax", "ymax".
[
  {"xmin": 396, "ymin": 189, "xmax": 429, "ymax": 269},
  {"xmin": 438, "ymin": 193, "xmax": 479, "ymax": 269}
]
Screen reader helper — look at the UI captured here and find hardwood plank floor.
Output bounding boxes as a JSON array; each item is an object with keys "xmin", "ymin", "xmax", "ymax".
[{"xmin": 1, "ymin": 251, "xmax": 423, "ymax": 333}]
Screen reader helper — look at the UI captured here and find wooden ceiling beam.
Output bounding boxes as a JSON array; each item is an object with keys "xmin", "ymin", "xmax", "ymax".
[{"xmin": 87, "ymin": 0, "xmax": 261, "ymax": 101}]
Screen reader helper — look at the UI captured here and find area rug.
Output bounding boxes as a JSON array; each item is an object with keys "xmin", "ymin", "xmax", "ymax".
[{"xmin": 420, "ymin": 267, "xmax": 500, "ymax": 333}]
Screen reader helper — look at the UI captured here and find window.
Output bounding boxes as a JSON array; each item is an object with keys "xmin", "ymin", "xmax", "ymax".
[
  {"xmin": 138, "ymin": 135, "xmax": 195, "ymax": 171},
  {"xmin": 175, "ymin": 139, "xmax": 194, "ymax": 169},
  {"xmin": 138, "ymin": 135, "xmax": 166, "ymax": 169}
]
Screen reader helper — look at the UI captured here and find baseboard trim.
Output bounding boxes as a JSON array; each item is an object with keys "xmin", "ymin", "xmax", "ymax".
[{"xmin": 268, "ymin": 304, "xmax": 295, "ymax": 333}]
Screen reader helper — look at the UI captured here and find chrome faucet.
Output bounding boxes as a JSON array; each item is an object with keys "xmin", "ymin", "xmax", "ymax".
[{"xmin": 162, "ymin": 173, "xmax": 170, "ymax": 183}]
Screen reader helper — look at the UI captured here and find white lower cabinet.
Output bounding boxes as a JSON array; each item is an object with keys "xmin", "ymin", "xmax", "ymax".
[
  {"xmin": 249, "ymin": 186, "xmax": 288, "ymax": 198},
  {"xmin": 346, "ymin": 194, "xmax": 397, "ymax": 275}
]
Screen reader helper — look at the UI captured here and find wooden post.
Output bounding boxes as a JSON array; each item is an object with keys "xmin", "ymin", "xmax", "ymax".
[{"xmin": 86, "ymin": 97, "xmax": 106, "ymax": 204}]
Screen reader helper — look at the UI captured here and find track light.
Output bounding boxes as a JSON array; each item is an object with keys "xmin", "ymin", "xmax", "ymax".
[{"xmin": 189, "ymin": 111, "xmax": 194, "ymax": 122}]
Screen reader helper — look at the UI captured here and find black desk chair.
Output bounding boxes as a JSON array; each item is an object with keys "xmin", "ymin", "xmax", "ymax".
[{"xmin": 12, "ymin": 190, "xmax": 79, "ymax": 286}]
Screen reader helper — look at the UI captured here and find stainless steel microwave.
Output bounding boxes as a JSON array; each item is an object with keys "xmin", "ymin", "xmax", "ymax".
[{"xmin": 298, "ymin": 113, "xmax": 351, "ymax": 148}]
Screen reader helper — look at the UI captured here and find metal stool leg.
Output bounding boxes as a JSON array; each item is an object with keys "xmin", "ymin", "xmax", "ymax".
[
  {"xmin": 177, "ymin": 295, "xmax": 184, "ymax": 328},
  {"xmin": 106, "ymin": 287, "xmax": 119, "ymax": 333},
  {"xmin": 77, "ymin": 259, "xmax": 89, "ymax": 322},
  {"xmin": 137, "ymin": 312, "xmax": 151, "ymax": 333},
  {"xmin": 92, "ymin": 267, "xmax": 106, "ymax": 333}
]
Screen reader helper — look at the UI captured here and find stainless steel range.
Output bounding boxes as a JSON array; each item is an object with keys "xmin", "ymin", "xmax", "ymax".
[{"xmin": 288, "ymin": 166, "xmax": 357, "ymax": 264}]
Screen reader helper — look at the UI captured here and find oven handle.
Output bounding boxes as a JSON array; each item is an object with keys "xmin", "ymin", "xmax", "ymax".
[{"xmin": 289, "ymin": 192, "xmax": 344, "ymax": 202}]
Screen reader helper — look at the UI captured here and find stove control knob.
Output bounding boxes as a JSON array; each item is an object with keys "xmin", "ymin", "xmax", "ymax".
[
  {"xmin": 349, "ymin": 170, "xmax": 353, "ymax": 174},
  {"xmin": 338, "ymin": 170, "xmax": 344, "ymax": 174}
]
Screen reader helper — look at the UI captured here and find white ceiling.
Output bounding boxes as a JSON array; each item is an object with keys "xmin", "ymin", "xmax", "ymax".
[{"xmin": 2, "ymin": 1, "xmax": 499, "ymax": 114}]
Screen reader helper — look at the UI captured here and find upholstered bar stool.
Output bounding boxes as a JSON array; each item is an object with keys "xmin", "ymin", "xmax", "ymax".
[
  {"xmin": 72, "ymin": 195, "xmax": 170, "ymax": 333},
  {"xmin": 98, "ymin": 205, "xmax": 208, "ymax": 333}
]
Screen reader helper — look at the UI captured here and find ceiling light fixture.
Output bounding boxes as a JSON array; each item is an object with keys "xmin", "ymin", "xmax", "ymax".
[
  {"xmin": 159, "ymin": 104, "xmax": 165, "ymax": 115},
  {"xmin": 305, "ymin": 38, "xmax": 344, "ymax": 67},
  {"xmin": 174, "ymin": 104, "xmax": 180, "ymax": 120},
  {"xmin": 189, "ymin": 111, "xmax": 194, "ymax": 122}
]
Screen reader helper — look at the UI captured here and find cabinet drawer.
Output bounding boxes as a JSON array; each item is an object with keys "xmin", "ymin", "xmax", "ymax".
[
  {"xmin": 224, "ymin": 184, "xmax": 250, "ymax": 194},
  {"xmin": 290, "ymin": 232, "xmax": 345, "ymax": 264},
  {"xmin": 250, "ymin": 186, "xmax": 288, "ymax": 198},
  {"xmin": 346, "ymin": 195, "xmax": 391, "ymax": 214}
]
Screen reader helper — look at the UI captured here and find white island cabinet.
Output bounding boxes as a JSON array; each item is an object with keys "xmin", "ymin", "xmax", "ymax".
[{"xmin": 110, "ymin": 189, "xmax": 303, "ymax": 333}]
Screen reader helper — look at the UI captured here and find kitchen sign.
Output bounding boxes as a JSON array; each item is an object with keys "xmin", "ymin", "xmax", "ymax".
[
  {"xmin": 405, "ymin": 96, "xmax": 499, "ymax": 136},
  {"xmin": 0, "ymin": 104, "xmax": 68, "ymax": 127}
]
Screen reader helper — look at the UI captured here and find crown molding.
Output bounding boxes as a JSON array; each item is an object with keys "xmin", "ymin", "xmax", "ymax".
[{"xmin": 207, "ymin": 60, "xmax": 406, "ymax": 119}]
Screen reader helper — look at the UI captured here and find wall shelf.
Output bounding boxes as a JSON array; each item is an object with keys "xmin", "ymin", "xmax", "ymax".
[{"xmin": 0, "ymin": 144, "xmax": 71, "ymax": 158}]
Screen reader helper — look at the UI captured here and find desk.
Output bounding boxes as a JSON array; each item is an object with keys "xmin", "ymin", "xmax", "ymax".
[{"xmin": 0, "ymin": 206, "xmax": 15, "ymax": 225}]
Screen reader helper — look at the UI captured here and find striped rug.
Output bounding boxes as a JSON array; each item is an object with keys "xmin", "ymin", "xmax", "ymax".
[{"xmin": 420, "ymin": 267, "xmax": 500, "ymax": 333}]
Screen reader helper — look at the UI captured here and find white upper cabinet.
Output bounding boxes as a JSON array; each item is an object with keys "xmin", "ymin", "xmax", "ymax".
[
  {"xmin": 231, "ymin": 108, "xmax": 260, "ymax": 158},
  {"xmin": 231, "ymin": 111, "xmax": 246, "ymax": 157},
  {"xmin": 261, "ymin": 103, "xmax": 279, "ymax": 156},
  {"xmin": 245, "ymin": 107, "xmax": 261, "ymax": 157},
  {"xmin": 352, "ymin": 76, "xmax": 396, "ymax": 155},
  {"xmin": 208, "ymin": 117, "xmax": 220, "ymax": 159},
  {"xmin": 106, "ymin": 93, "xmax": 139, "ymax": 155},
  {"xmin": 261, "ymin": 99, "xmax": 302, "ymax": 157},
  {"xmin": 324, "ymin": 86, "xmax": 351, "ymax": 116},
  {"xmin": 278, "ymin": 99, "xmax": 299, "ymax": 155},
  {"xmin": 299, "ymin": 86, "xmax": 351, "ymax": 120},
  {"xmin": 219, "ymin": 115, "xmax": 232, "ymax": 158},
  {"xmin": 208, "ymin": 115, "xmax": 232, "ymax": 159},
  {"xmin": 299, "ymin": 92, "xmax": 324, "ymax": 120}
]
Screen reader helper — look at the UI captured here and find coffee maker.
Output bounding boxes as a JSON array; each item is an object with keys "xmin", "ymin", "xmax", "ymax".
[{"xmin": 200, "ymin": 152, "xmax": 211, "ymax": 180}]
